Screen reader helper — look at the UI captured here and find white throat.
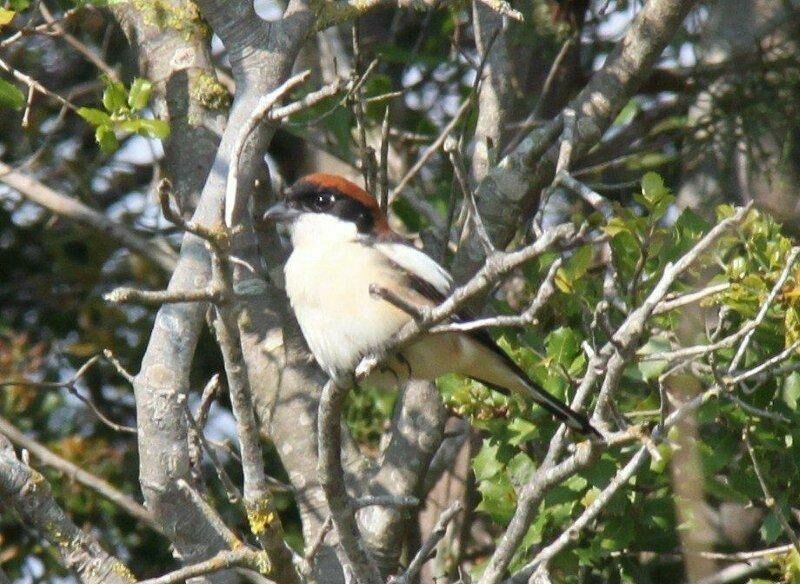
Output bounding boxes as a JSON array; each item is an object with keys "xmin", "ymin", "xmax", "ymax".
[{"xmin": 290, "ymin": 213, "xmax": 360, "ymax": 250}]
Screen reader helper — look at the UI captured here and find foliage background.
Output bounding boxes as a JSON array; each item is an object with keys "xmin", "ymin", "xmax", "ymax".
[{"xmin": 1, "ymin": 0, "xmax": 800, "ymax": 582}]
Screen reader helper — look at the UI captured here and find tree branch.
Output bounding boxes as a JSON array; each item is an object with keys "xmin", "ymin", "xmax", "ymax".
[
  {"xmin": 0, "ymin": 437, "xmax": 134, "ymax": 583},
  {"xmin": 0, "ymin": 162, "xmax": 177, "ymax": 273}
]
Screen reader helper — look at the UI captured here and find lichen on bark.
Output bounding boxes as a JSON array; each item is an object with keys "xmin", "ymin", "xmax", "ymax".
[{"xmin": 130, "ymin": 0, "xmax": 210, "ymax": 41}]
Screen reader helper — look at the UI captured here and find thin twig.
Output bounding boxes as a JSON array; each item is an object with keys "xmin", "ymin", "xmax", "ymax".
[
  {"xmin": 138, "ymin": 546, "xmax": 260, "ymax": 584},
  {"xmin": 183, "ymin": 400, "xmax": 242, "ymax": 504},
  {"xmin": 389, "ymin": 501, "xmax": 462, "ymax": 584},
  {"xmin": 224, "ymin": 70, "xmax": 311, "ymax": 227},
  {"xmin": 104, "ymin": 286, "xmax": 223, "ymax": 305},
  {"xmin": 390, "ymin": 97, "xmax": 473, "ymax": 204},
  {"xmin": 379, "ymin": 106, "xmax": 390, "ymax": 213},
  {"xmin": 729, "ymin": 247, "xmax": 800, "ymax": 371},
  {"xmin": 369, "ymin": 283, "xmax": 426, "ymax": 320},
  {"xmin": 0, "ymin": 415, "xmax": 159, "ymax": 533},
  {"xmin": 447, "ymin": 136, "xmax": 494, "ymax": 254},
  {"xmin": 744, "ymin": 429, "xmax": 800, "ymax": 555}
]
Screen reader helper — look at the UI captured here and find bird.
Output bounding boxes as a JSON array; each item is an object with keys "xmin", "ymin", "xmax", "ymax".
[{"xmin": 263, "ymin": 173, "xmax": 601, "ymax": 439}]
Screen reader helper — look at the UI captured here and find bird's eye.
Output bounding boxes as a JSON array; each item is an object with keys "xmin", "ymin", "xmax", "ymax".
[{"xmin": 312, "ymin": 192, "xmax": 335, "ymax": 211}]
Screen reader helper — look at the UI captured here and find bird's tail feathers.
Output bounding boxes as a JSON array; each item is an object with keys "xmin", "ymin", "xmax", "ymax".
[{"xmin": 515, "ymin": 376, "xmax": 603, "ymax": 441}]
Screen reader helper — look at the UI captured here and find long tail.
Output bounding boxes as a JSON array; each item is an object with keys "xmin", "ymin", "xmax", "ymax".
[
  {"xmin": 460, "ymin": 335, "xmax": 603, "ymax": 440},
  {"xmin": 514, "ymin": 375, "xmax": 602, "ymax": 440}
]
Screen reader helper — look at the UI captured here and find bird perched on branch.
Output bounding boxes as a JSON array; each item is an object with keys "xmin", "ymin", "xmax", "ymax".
[{"xmin": 263, "ymin": 173, "xmax": 600, "ymax": 439}]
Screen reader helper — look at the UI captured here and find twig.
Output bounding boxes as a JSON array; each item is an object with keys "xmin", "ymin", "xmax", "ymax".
[
  {"xmin": 652, "ymin": 283, "xmax": 731, "ymax": 315},
  {"xmin": 390, "ymin": 97, "xmax": 473, "ymax": 204},
  {"xmin": 477, "ymin": 0, "xmax": 523, "ymax": 21},
  {"xmin": 353, "ymin": 495, "xmax": 419, "ymax": 509},
  {"xmin": 299, "ymin": 516, "xmax": 334, "ymax": 576},
  {"xmin": 431, "ymin": 258, "xmax": 562, "ymax": 334},
  {"xmin": 729, "ymin": 246, "xmax": 800, "ymax": 371},
  {"xmin": 317, "ymin": 380, "xmax": 383, "ymax": 584},
  {"xmin": 195, "ymin": 373, "xmax": 221, "ymax": 430},
  {"xmin": 0, "ymin": 161, "xmax": 177, "ymax": 273},
  {"xmin": 158, "ymin": 178, "xmax": 223, "ymax": 242},
  {"xmin": 104, "ymin": 286, "xmax": 223, "ymax": 305},
  {"xmin": 379, "ymin": 106, "xmax": 390, "ymax": 213},
  {"xmin": 0, "ymin": 440, "xmax": 134, "ymax": 583},
  {"xmin": 725, "ymin": 340, "xmax": 800, "ymax": 385},
  {"xmin": 269, "ymin": 77, "xmax": 347, "ymax": 120},
  {"xmin": 225, "ymin": 70, "xmax": 311, "ymax": 226},
  {"xmin": 102, "ymin": 349, "xmax": 134, "ymax": 384},
  {"xmin": 0, "ymin": 56, "xmax": 77, "ymax": 111},
  {"xmin": 138, "ymin": 546, "xmax": 261, "ymax": 584},
  {"xmin": 697, "ymin": 560, "xmax": 774, "ymax": 584},
  {"xmin": 555, "ymin": 109, "xmax": 576, "ymax": 175},
  {"xmin": 0, "ymin": 355, "xmax": 136, "ymax": 434},
  {"xmin": 183, "ymin": 400, "xmax": 242, "ymax": 504},
  {"xmin": 175, "ymin": 480, "xmax": 241, "ymax": 549},
  {"xmin": 557, "ymin": 172, "xmax": 615, "ymax": 219},
  {"xmin": 39, "ymin": 2, "xmax": 119, "ymax": 81},
  {"xmin": 369, "ymin": 284, "xmax": 426, "ymax": 320},
  {"xmin": 0, "ymin": 415, "xmax": 159, "ymax": 534},
  {"xmin": 389, "ymin": 501, "xmax": 462, "ymax": 584},
  {"xmin": 0, "ymin": 354, "xmax": 100, "ymax": 390},
  {"xmin": 743, "ymin": 429, "xmax": 800, "ymax": 555},
  {"xmin": 447, "ymin": 136, "xmax": 495, "ymax": 255}
]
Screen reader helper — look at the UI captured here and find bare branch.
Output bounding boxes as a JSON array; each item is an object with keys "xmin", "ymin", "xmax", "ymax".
[
  {"xmin": 225, "ymin": 70, "xmax": 312, "ymax": 227},
  {"xmin": 0, "ymin": 162, "xmax": 177, "ymax": 273},
  {"xmin": 390, "ymin": 97, "xmax": 473, "ymax": 204},
  {"xmin": 138, "ymin": 546, "xmax": 262, "ymax": 584},
  {"xmin": 317, "ymin": 380, "xmax": 383, "ymax": 584},
  {"xmin": 104, "ymin": 286, "xmax": 224, "ymax": 306},
  {"xmin": 389, "ymin": 501, "xmax": 463, "ymax": 584},
  {"xmin": 744, "ymin": 430, "xmax": 800, "ymax": 555},
  {"xmin": 453, "ymin": 0, "xmax": 699, "ymax": 279},
  {"xmin": 0, "ymin": 415, "xmax": 159, "ymax": 534},
  {"xmin": 0, "ymin": 438, "xmax": 134, "ymax": 583}
]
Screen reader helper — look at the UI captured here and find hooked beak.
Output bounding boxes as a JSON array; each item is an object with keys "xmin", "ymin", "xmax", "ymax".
[{"xmin": 262, "ymin": 201, "xmax": 301, "ymax": 223}]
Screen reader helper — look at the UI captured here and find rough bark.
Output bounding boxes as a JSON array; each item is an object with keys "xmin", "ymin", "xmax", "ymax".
[{"xmin": 452, "ymin": 0, "xmax": 699, "ymax": 281}]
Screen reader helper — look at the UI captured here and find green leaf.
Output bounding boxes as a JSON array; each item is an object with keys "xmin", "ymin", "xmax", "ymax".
[
  {"xmin": 102, "ymin": 77, "xmax": 127, "ymax": 112},
  {"xmin": 476, "ymin": 472, "xmax": 516, "ymax": 523},
  {"xmin": 546, "ymin": 327, "xmax": 581, "ymax": 367},
  {"xmin": 760, "ymin": 510, "xmax": 783, "ymax": 544},
  {"xmin": 641, "ymin": 172, "xmax": 668, "ymax": 203},
  {"xmin": 77, "ymin": 107, "xmax": 112, "ymax": 126},
  {"xmin": 637, "ymin": 337, "xmax": 671, "ymax": 381},
  {"xmin": 0, "ymin": 78, "xmax": 25, "ymax": 110},
  {"xmin": 127, "ymin": 78, "xmax": 152, "ymax": 111},
  {"xmin": 673, "ymin": 208, "xmax": 708, "ymax": 245},
  {"xmin": 507, "ymin": 452, "xmax": 536, "ymax": 486},
  {"xmin": 95, "ymin": 125, "xmax": 119, "ymax": 153},
  {"xmin": 603, "ymin": 217, "xmax": 632, "ymax": 237},
  {"xmin": 9, "ymin": 0, "xmax": 30, "ymax": 9},
  {"xmin": 784, "ymin": 373, "xmax": 800, "ymax": 411},
  {"xmin": 135, "ymin": 118, "xmax": 170, "ymax": 139},
  {"xmin": 0, "ymin": 9, "xmax": 15, "ymax": 25},
  {"xmin": 472, "ymin": 440, "xmax": 504, "ymax": 481}
]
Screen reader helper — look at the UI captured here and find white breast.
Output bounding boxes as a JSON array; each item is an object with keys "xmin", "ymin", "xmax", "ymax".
[{"xmin": 284, "ymin": 214, "xmax": 412, "ymax": 378}]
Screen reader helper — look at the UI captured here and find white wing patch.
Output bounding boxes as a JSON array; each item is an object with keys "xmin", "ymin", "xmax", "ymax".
[{"xmin": 375, "ymin": 242, "xmax": 452, "ymax": 297}]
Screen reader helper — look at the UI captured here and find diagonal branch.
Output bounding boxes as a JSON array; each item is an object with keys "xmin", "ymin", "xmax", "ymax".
[
  {"xmin": 0, "ymin": 436, "xmax": 134, "ymax": 583},
  {"xmin": 0, "ymin": 162, "xmax": 177, "ymax": 273},
  {"xmin": 452, "ymin": 0, "xmax": 699, "ymax": 280}
]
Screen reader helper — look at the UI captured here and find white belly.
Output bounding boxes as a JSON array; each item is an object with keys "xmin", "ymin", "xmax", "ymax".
[{"xmin": 285, "ymin": 240, "xmax": 411, "ymax": 378}]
